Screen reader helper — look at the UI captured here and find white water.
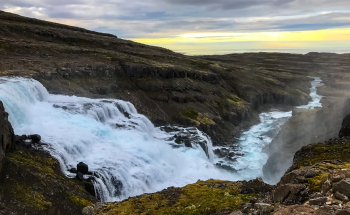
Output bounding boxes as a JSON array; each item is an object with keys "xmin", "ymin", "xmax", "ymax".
[
  {"xmin": 214, "ymin": 77, "xmax": 324, "ymax": 180},
  {"xmin": 0, "ymin": 77, "xmax": 236, "ymax": 202},
  {"xmin": 0, "ymin": 76, "xmax": 323, "ymax": 201}
]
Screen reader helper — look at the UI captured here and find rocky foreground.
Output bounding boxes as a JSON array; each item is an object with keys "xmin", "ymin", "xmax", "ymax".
[{"xmin": 82, "ymin": 114, "xmax": 350, "ymax": 215}]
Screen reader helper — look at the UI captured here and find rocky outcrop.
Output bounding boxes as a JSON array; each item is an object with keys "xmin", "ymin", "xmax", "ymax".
[{"xmin": 0, "ymin": 101, "xmax": 15, "ymax": 175}]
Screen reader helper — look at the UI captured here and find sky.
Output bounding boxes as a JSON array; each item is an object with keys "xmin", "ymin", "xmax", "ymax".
[{"xmin": 1, "ymin": 0, "xmax": 350, "ymax": 55}]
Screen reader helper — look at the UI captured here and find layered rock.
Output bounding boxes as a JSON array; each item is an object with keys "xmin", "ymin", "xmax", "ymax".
[{"xmin": 0, "ymin": 101, "xmax": 15, "ymax": 175}]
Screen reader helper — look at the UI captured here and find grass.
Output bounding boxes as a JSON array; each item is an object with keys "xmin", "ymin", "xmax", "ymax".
[{"xmin": 98, "ymin": 179, "xmax": 255, "ymax": 215}]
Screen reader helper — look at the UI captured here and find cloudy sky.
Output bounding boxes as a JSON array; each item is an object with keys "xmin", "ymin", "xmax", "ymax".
[{"xmin": 2, "ymin": 0, "xmax": 350, "ymax": 54}]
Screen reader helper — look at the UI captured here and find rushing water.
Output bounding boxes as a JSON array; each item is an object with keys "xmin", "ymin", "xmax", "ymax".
[
  {"xmin": 213, "ymin": 77, "xmax": 324, "ymax": 180},
  {"xmin": 0, "ymin": 76, "xmax": 323, "ymax": 202}
]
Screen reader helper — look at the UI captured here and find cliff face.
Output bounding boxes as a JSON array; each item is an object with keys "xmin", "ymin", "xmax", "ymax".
[{"xmin": 0, "ymin": 101, "xmax": 15, "ymax": 175}]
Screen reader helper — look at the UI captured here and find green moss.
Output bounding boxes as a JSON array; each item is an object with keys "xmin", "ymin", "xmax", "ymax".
[
  {"xmin": 99, "ymin": 179, "xmax": 255, "ymax": 215},
  {"xmin": 12, "ymin": 184, "xmax": 52, "ymax": 210},
  {"xmin": 225, "ymin": 94, "xmax": 246, "ymax": 108},
  {"xmin": 308, "ymin": 173, "xmax": 329, "ymax": 192},
  {"xmin": 7, "ymin": 151, "xmax": 59, "ymax": 178},
  {"xmin": 295, "ymin": 142, "xmax": 350, "ymax": 169},
  {"xmin": 71, "ymin": 195, "xmax": 93, "ymax": 207},
  {"xmin": 181, "ymin": 108, "xmax": 199, "ymax": 120},
  {"xmin": 180, "ymin": 109, "xmax": 215, "ymax": 126}
]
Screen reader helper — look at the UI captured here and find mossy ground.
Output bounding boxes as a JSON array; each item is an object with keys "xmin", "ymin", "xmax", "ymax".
[
  {"xmin": 180, "ymin": 108, "xmax": 215, "ymax": 126},
  {"xmin": 97, "ymin": 179, "xmax": 255, "ymax": 215},
  {"xmin": 291, "ymin": 139, "xmax": 350, "ymax": 192},
  {"xmin": 0, "ymin": 146, "xmax": 97, "ymax": 215}
]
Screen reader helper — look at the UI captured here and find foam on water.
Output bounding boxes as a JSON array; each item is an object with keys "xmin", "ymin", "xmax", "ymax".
[{"xmin": 0, "ymin": 77, "xmax": 236, "ymax": 202}]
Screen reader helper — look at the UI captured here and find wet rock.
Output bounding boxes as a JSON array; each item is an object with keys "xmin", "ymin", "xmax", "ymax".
[
  {"xmin": 76, "ymin": 172, "xmax": 84, "ymax": 181},
  {"xmin": 333, "ymin": 178, "xmax": 350, "ymax": 198},
  {"xmin": 69, "ymin": 168, "xmax": 77, "ymax": 174},
  {"xmin": 309, "ymin": 197, "xmax": 328, "ymax": 205},
  {"xmin": 77, "ymin": 162, "xmax": 89, "ymax": 174},
  {"xmin": 334, "ymin": 191, "xmax": 349, "ymax": 202},
  {"xmin": 29, "ymin": 134, "xmax": 41, "ymax": 143},
  {"xmin": 84, "ymin": 181, "xmax": 95, "ymax": 197},
  {"xmin": 274, "ymin": 184, "xmax": 309, "ymax": 205}
]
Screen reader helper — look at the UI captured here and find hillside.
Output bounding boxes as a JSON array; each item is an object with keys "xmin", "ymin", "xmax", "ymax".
[{"xmin": 0, "ymin": 10, "xmax": 321, "ymax": 146}]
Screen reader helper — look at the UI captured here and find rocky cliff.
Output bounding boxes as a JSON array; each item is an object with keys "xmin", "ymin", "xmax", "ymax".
[{"xmin": 0, "ymin": 101, "xmax": 15, "ymax": 175}]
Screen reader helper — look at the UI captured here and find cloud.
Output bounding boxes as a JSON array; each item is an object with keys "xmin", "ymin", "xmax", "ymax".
[{"xmin": 1, "ymin": 0, "xmax": 350, "ymax": 39}]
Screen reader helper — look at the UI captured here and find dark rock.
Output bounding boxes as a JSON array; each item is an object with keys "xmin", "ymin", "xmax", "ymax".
[
  {"xmin": 334, "ymin": 191, "xmax": 349, "ymax": 202},
  {"xmin": 77, "ymin": 162, "xmax": 89, "ymax": 174},
  {"xmin": 241, "ymin": 177, "xmax": 272, "ymax": 194},
  {"xmin": 152, "ymin": 119, "xmax": 167, "ymax": 127},
  {"xmin": 76, "ymin": 172, "xmax": 84, "ymax": 181},
  {"xmin": 184, "ymin": 138, "xmax": 191, "ymax": 148},
  {"xmin": 333, "ymin": 178, "xmax": 350, "ymax": 198},
  {"xmin": 0, "ymin": 101, "xmax": 15, "ymax": 174},
  {"xmin": 309, "ymin": 197, "xmax": 328, "ymax": 205},
  {"xmin": 21, "ymin": 134, "xmax": 28, "ymax": 140},
  {"xmin": 274, "ymin": 184, "xmax": 309, "ymax": 205},
  {"xmin": 69, "ymin": 168, "xmax": 77, "ymax": 174},
  {"xmin": 84, "ymin": 181, "xmax": 95, "ymax": 197},
  {"xmin": 339, "ymin": 113, "xmax": 350, "ymax": 137},
  {"xmin": 29, "ymin": 134, "xmax": 41, "ymax": 143}
]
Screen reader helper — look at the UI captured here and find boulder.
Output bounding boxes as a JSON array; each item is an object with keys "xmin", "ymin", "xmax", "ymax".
[
  {"xmin": 254, "ymin": 203, "xmax": 273, "ymax": 213},
  {"xmin": 68, "ymin": 168, "xmax": 77, "ymax": 174},
  {"xmin": 309, "ymin": 197, "xmax": 328, "ymax": 205},
  {"xmin": 333, "ymin": 178, "xmax": 350, "ymax": 198},
  {"xmin": 241, "ymin": 177, "xmax": 272, "ymax": 194},
  {"xmin": 274, "ymin": 184, "xmax": 309, "ymax": 204},
  {"xmin": 328, "ymin": 169, "xmax": 350, "ymax": 183},
  {"xmin": 82, "ymin": 202, "xmax": 105, "ymax": 215},
  {"xmin": 334, "ymin": 191, "xmax": 349, "ymax": 202},
  {"xmin": 279, "ymin": 167, "xmax": 318, "ymax": 185},
  {"xmin": 29, "ymin": 134, "xmax": 41, "ymax": 143},
  {"xmin": 77, "ymin": 162, "xmax": 89, "ymax": 174}
]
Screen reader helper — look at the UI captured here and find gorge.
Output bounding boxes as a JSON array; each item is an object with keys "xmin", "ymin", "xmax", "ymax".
[{"xmin": 0, "ymin": 11, "xmax": 350, "ymax": 215}]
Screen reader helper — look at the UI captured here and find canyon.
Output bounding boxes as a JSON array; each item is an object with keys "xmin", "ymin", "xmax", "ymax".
[{"xmin": 0, "ymin": 10, "xmax": 350, "ymax": 215}]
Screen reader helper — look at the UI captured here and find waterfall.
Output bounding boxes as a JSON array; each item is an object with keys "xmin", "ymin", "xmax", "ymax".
[
  {"xmin": 0, "ymin": 77, "xmax": 231, "ymax": 202},
  {"xmin": 0, "ymin": 76, "xmax": 323, "ymax": 202}
]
